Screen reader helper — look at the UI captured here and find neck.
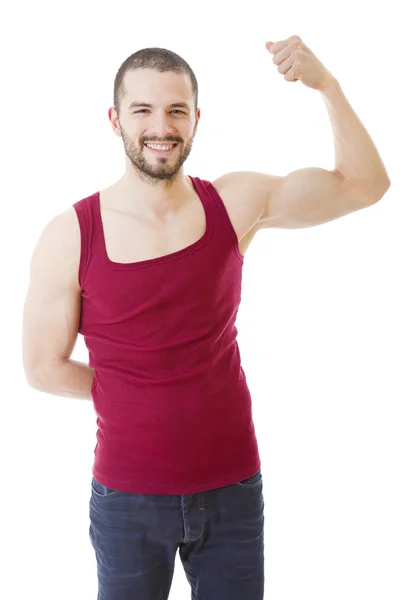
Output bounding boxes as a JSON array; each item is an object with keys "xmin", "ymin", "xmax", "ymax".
[{"xmin": 110, "ymin": 172, "xmax": 193, "ymax": 218}]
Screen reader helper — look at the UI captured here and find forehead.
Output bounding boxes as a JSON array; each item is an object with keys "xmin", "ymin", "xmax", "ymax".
[{"xmin": 122, "ymin": 68, "xmax": 193, "ymax": 106}]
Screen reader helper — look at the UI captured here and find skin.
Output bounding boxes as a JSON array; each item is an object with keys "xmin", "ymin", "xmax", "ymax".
[
  {"xmin": 107, "ymin": 68, "xmax": 201, "ymax": 219},
  {"xmin": 23, "ymin": 39, "xmax": 390, "ymax": 392}
]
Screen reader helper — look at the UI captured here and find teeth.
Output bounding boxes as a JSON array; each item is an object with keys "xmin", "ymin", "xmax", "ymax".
[{"xmin": 145, "ymin": 143, "xmax": 175, "ymax": 151}]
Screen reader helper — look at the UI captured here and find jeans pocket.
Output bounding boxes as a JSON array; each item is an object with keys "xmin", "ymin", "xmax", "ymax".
[
  {"xmin": 235, "ymin": 469, "xmax": 262, "ymax": 488},
  {"xmin": 91, "ymin": 476, "xmax": 122, "ymax": 498}
]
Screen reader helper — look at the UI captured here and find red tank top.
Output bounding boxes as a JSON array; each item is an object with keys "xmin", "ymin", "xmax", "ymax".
[{"xmin": 73, "ymin": 175, "xmax": 261, "ymax": 494}]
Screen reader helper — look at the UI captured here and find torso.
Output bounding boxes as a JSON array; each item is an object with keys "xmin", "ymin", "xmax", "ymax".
[{"xmin": 69, "ymin": 175, "xmax": 262, "ymax": 291}]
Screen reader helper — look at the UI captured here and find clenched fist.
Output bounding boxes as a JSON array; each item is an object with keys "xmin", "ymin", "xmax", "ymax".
[{"xmin": 266, "ymin": 35, "xmax": 334, "ymax": 91}]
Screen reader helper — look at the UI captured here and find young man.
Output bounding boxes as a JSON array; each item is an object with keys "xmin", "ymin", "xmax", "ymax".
[{"xmin": 22, "ymin": 37, "xmax": 390, "ymax": 600}]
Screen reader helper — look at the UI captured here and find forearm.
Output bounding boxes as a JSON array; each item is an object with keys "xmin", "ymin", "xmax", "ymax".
[
  {"xmin": 320, "ymin": 75, "xmax": 390, "ymax": 198},
  {"xmin": 27, "ymin": 358, "xmax": 95, "ymax": 400}
]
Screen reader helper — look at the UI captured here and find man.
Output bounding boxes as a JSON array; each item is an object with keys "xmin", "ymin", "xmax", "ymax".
[{"xmin": 22, "ymin": 36, "xmax": 390, "ymax": 600}]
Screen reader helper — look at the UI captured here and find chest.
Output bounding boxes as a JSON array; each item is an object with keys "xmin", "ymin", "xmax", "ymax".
[{"xmin": 99, "ymin": 184, "xmax": 260, "ymax": 265}]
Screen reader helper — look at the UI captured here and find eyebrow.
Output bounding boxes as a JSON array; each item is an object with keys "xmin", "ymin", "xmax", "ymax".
[{"xmin": 128, "ymin": 101, "xmax": 191, "ymax": 111}]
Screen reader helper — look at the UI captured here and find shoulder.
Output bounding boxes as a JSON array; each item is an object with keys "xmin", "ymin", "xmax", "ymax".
[
  {"xmin": 212, "ymin": 170, "xmax": 282, "ymax": 209},
  {"xmin": 54, "ymin": 206, "xmax": 82, "ymax": 252},
  {"xmin": 211, "ymin": 170, "xmax": 283, "ymax": 226},
  {"xmin": 37, "ymin": 207, "xmax": 81, "ymax": 252},
  {"xmin": 44, "ymin": 207, "xmax": 82, "ymax": 289},
  {"xmin": 212, "ymin": 170, "xmax": 282, "ymax": 199}
]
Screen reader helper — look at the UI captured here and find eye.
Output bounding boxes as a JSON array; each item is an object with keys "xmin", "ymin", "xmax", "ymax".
[{"xmin": 134, "ymin": 109, "xmax": 185, "ymax": 114}]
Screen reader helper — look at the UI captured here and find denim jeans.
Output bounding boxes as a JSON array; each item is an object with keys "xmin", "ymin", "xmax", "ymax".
[{"xmin": 89, "ymin": 469, "xmax": 264, "ymax": 599}]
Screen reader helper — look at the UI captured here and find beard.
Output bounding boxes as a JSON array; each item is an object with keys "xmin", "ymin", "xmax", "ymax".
[{"xmin": 120, "ymin": 129, "xmax": 196, "ymax": 186}]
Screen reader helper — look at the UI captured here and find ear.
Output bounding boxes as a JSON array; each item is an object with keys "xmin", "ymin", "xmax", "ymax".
[
  {"xmin": 194, "ymin": 108, "xmax": 201, "ymax": 135},
  {"xmin": 109, "ymin": 107, "xmax": 122, "ymax": 137}
]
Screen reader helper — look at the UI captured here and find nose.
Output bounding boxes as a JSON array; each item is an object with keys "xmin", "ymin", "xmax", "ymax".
[{"xmin": 148, "ymin": 111, "xmax": 178, "ymax": 142}]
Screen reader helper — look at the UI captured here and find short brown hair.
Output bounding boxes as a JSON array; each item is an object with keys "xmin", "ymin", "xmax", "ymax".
[{"xmin": 113, "ymin": 47, "xmax": 198, "ymax": 116}]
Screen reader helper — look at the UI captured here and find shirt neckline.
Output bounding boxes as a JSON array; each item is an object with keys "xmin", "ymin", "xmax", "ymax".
[{"xmin": 95, "ymin": 175, "xmax": 214, "ymax": 270}]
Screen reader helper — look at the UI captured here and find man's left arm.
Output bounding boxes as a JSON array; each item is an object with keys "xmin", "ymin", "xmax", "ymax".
[
  {"xmin": 318, "ymin": 72, "xmax": 390, "ymax": 201},
  {"xmin": 220, "ymin": 36, "xmax": 391, "ymax": 230}
]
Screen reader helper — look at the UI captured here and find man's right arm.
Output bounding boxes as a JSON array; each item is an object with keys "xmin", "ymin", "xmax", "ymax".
[{"xmin": 22, "ymin": 208, "xmax": 95, "ymax": 400}]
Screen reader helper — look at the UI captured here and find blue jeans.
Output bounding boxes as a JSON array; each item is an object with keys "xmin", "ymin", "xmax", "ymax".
[{"xmin": 89, "ymin": 469, "xmax": 264, "ymax": 599}]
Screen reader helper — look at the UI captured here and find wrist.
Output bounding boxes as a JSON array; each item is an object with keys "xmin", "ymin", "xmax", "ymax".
[{"xmin": 318, "ymin": 72, "xmax": 339, "ymax": 95}]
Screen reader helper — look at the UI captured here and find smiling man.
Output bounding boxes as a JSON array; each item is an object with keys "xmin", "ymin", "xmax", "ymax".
[{"xmin": 22, "ymin": 39, "xmax": 390, "ymax": 600}]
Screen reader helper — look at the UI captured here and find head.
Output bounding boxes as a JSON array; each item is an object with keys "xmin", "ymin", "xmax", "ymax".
[{"xmin": 109, "ymin": 48, "xmax": 200, "ymax": 185}]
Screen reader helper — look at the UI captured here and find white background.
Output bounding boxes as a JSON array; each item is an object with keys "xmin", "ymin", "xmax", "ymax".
[{"xmin": 2, "ymin": 0, "xmax": 399, "ymax": 598}]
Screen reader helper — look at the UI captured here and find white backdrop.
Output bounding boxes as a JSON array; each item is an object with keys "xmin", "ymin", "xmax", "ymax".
[{"xmin": 2, "ymin": 0, "xmax": 399, "ymax": 598}]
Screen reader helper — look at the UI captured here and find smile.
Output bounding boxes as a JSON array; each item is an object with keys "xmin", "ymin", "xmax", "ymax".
[{"xmin": 144, "ymin": 143, "xmax": 178, "ymax": 155}]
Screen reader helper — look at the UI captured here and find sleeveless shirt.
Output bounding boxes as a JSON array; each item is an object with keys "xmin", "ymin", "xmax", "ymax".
[{"xmin": 73, "ymin": 175, "xmax": 261, "ymax": 494}]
